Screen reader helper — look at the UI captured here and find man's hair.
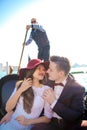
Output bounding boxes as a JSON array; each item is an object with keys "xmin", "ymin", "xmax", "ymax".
[
  {"xmin": 50, "ymin": 56, "xmax": 71, "ymax": 75},
  {"xmin": 31, "ymin": 18, "xmax": 37, "ymax": 23}
]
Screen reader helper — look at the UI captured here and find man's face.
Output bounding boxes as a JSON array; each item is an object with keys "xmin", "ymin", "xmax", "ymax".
[
  {"xmin": 47, "ymin": 61, "xmax": 60, "ymax": 82},
  {"xmin": 31, "ymin": 18, "xmax": 36, "ymax": 24}
]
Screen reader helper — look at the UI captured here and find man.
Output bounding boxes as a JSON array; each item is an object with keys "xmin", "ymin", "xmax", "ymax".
[
  {"xmin": 24, "ymin": 18, "xmax": 50, "ymax": 61},
  {"xmin": 31, "ymin": 55, "xmax": 86, "ymax": 130}
]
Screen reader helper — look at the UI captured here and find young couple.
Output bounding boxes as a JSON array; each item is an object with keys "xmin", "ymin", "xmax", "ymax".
[{"xmin": 0, "ymin": 56, "xmax": 86, "ymax": 130}]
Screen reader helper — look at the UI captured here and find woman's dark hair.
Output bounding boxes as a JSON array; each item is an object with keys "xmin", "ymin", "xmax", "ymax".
[
  {"xmin": 17, "ymin": 65, "xmax": 46, "ymax": 113},
  {"xmin": 18, "ymin": 68, "xmax": 35, "ymax": 113}
]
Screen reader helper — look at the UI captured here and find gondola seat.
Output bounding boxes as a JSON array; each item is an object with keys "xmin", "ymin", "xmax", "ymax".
[{"xmin": 0, "ymin": 74, "xmax": 19, "ymax": 119}]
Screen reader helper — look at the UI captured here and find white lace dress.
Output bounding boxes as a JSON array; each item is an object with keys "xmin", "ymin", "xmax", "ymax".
[{"xmin": 0, "ymin": 85, "xmax": 52, "ymax": 130}]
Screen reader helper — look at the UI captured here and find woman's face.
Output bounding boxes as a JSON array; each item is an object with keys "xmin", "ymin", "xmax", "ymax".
[{"xmin": 33, "ymin": 64, "xmax": 46, "ymax": 80}]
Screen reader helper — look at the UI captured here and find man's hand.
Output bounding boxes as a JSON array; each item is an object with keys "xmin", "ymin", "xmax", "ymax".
[
  {"xmin": 15, "ymin": 115, "xmax": 31, "ymax": 126},
  {"xmin": 26, "ymin": 25, "xmax": 31, "ymax": 30},
  {"xmin": 23, "ymin": 42, "xmax": 25, "ymax": 46},
  {"xmin": 81, "ymin": 120, "xmax": 87, "ymax": 127},
  {"xmin": 43, "ymin": 88, "xmax": 56, "ymax": 105},
  {"xmin": 0, "ymin": 111, "xmax": 13, "ymax": 124}
]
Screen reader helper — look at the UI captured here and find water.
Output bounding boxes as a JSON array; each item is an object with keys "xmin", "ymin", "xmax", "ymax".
[
  {"xmin": 73, "ymin": 73, "xmax": 87, "ymax": 91},
  {"xmin": 0, "ymin": 71, "xmax": 7, "ymax": 78},
  {"xmin": 0, "ymin": 71, "xmax": 87, "ymax": 91},
  {"xmin": 0, "ymin": 71, "xmax": 17, "ymax": 79}
]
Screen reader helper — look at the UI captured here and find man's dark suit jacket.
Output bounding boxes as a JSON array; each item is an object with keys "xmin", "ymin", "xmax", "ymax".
[
  {"xmin": 53, "ymin": 74, "xmax": 85, "ymax": 129},
  {"xmin": 31, "ymin": 74, "xmax": 85, "ymax": 130}
]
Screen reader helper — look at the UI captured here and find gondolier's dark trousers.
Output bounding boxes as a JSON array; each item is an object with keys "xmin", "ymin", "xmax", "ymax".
[{"xmin": 38, "ymin": 45, "xmax": 50, "ymax": 61}]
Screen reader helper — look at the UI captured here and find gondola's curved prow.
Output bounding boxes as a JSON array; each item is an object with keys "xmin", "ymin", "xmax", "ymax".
[{"xmin": 0, "ymin": 74, "xmax": 19, "ymax": 119}]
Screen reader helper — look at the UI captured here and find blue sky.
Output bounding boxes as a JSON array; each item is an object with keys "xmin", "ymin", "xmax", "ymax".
[
  {"xmin": 0, "ymin": 0, "xmax": 87, "ymax": 67},
  {"xmin": 0, "ymin": 0, "xmax": 39, "ymax": 24}
]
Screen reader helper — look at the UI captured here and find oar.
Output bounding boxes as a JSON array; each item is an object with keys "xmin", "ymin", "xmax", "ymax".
[{"xmin": 17, "ymin": 28, "xmax": 28, "ymax": 73}]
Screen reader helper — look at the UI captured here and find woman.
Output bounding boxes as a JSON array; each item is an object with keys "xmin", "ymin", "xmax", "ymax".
[{"xmin": 0, "ymin": 59, "xmax": 52, "ymax": 130}]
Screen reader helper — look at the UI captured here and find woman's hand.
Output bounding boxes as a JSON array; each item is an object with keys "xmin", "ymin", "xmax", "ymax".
[
  {"xmin": 20, "ymin": 78, "xmax": 33, "ymax": 93},
  {"xmin": 0, "ymin": 111, "xmax": 13, "ymax": 124}
]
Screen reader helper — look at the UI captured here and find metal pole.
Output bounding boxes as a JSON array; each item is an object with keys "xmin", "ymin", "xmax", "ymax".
[{"xmin": 17, "ymin": 29, "xmax": 28, "ymax": 73}]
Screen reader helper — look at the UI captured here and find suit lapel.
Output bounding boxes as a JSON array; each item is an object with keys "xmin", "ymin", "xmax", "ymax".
[{"xmin": 58, "ymin": 75, "xmax": 75, "ymax": 101}]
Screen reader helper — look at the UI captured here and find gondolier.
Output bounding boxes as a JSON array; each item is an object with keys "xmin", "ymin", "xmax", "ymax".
[{"xmin": 24, "ymin": 18, "xmax": 50, "ymax": 61}]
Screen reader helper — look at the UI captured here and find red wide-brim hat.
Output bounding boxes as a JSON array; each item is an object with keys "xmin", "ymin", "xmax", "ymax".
[{"xmin": 19, "ymin": 59, "xmax": 49, "ymax": 79}]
